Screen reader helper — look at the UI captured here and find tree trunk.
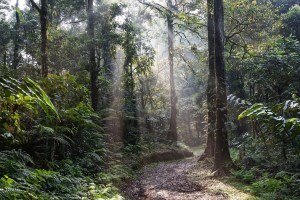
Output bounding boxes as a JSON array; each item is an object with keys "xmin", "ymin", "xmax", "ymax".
[
  {"xmin": 13, "ymin": 0, "xmax": 21, "ymax": 73},
  {"xmin": 28, "ymin": 0, "xmax": 48, "ymax": 77},
  {"xmin": 213, "ymin": 0, "xmax": 232, "ymax": 173},
  {"xmin": 122, "ymin": 23, "xmax": 140, "ymax": 150},
  {"xmin": 87, "ymin": 0, "xmax": 98, "ymax": 111},
  {"xmin": 40, "ymin": 0, "xmax": 48, "ymax": 77},
  {"xmin": 200, "ymin": 0, "xmax": 216, "ymax": 160},
  {"xmin": 167, "ymin": 0, "xmax": 177, "ymax": 142},
  {"xmin": 123, "ymin": 57, "xmax": 139, "ymax": 149}
]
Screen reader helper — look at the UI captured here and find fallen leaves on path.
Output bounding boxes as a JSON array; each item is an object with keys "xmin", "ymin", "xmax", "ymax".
[{"xmin": 124, "ymin": 155, "xmax": 248, "ymax": 200}]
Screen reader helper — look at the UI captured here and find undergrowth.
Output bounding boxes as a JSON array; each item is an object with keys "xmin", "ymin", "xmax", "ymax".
[
  {"xmin": 232, "ymin": 165, "xmax": 300, "ymax": 200},
  {"xmin": 0, "ymin": 75, "xmax": 131, "ymax": 199}
]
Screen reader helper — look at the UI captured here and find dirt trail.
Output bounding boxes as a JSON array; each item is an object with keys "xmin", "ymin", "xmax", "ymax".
[{"xmin": 124, "ymin": 153, "xmax": 254, "ymax": 200}]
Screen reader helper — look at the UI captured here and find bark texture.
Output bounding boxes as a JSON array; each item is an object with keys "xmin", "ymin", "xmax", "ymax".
[
  {"xmin": 167, "ymin": 0, "xmax": 178, "ymax": 142},
  {"xmin": 213, "ymin": 0, "xmax": 232, "ymax": 172},
  {"xmin": 201, "ymin": 0, "xmax": 216, "ymax": 160},
  {"xmin": 87, "ymin": 0, "xmax": 98, "ymax": 111}
]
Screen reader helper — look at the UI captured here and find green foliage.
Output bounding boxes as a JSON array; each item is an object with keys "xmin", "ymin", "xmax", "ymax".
[
  {"xmin": 225, "ymin": 0, "xmax": 280, "ymax": 61},
  {"xmin": 233, "ymin": 168, "xmax": 300, "ymax": 199},
  {"xmin": 283, "ymin": 5, "xmax": 300, "ymax": 41},
  {"xmin": 0, "ymin": 71, "xmax": 121, "ymax": 199},
  {"xmin": 238, "ymin": 99, "xmax": 300, "ymax": 155},
  {"xmin": 84, "ymin": 183, "xmax": 124, "ymax": 200},
  {"xmin": 0, "ymin": 150, "xmax": 126, "ymax": 200},
  {"xmin": 97, "ymin": 162, "xmax": 133, "ymax": 185},
  {"xmin": 251, "ymin": 177, "xmax": 282, "ymax": 199},
  {"xmin": 40, "ymin": 74, "xmax": 90, "ymax": 110},
  {"xmin": 242, "ymin": 37, "xmax": 300, "ymax": 102},
  {"xmin": 0, "ymin": 76, "xmax": 59, "ymax": 120},
  {"xmin": 233, "ymin": 96, "xmax": 300, "ymax": 199},
  {"xmin": 0, "ymin": 150, "xmax": 33, "ymax": 175},
  {"xmin": 252, "ymin": 177, "xmax": 282, "ymax": 194},
  {"xmin": 233, "ymin": 169, "xmax": 256, "ymax": 184},
  {"xmin": 121, "ymin": 18, "xmax": 154, "ymax": 149}
]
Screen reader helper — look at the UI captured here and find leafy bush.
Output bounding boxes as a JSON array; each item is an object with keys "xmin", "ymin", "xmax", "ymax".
[
  {"xmin": 238, "ymin": 100, "xmax": 300, "ymax": 159},
  {"xmin": 233, "ymin": 167, "xmax": 300, "ymax": 199},
  {"xmin": 252, "ymin": 177, "xmax": 282, "ymax": 194},
  {"xmin": 232, "ymin": 169, "xmax": 255, "ymax": 184},
  {"xmin": 283, "ymin": 5, "xmax": 300, "ymax": 41},
  {"xmin": 0, "ymin": 163, "xmax": 125, "ymax": 199},
  {"xmin": 40, "ymin": 74, "xmax": 90, "ymax": 110},
  {"xmin": 0, "ymin": 77, "xmax": 59, "ymax": 147},
  {"xmin": 0, "ymin": 150, "xmax": 33, "ymax": 176},
  {"xmin": 0, "ymin": 75, "xmax": 127, "ymax": 200}
]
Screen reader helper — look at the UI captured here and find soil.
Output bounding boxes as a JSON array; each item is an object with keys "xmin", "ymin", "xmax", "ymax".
[{"xmin": 123, "ymin": 149, "xmax": 255, "ymax": 200}]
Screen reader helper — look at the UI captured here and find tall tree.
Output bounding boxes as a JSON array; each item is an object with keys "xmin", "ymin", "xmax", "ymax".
[
  {"xmin": 121, "ymin": 19, "xmax": 154, "ymax": 150},
  {"xmin": 97, "ymin": 4, "xmax": 122, "ymax": 111},
  {"xmin": 28, "ymin": 0, "xmax": 49, "ymax": 77},
  {"xmin": 122, "ymin": 21, "xmax": 139, "ymax": 148},
  {"xmin": 12, "ymin": 0, "xmax": 21, "ymax": 73},
  {"xmin": 200, "ymin": 0, "xmax": 215, "ymax": 160},
  {"xmin": 213, "ymin": 0, "xmax": 232, "ymax": 173},
  {"xmin": 166, "ymin": 0, "xmax": 177, "ymax": 142},
  {"xmin": 139, "ymin": 0, "xmax": 178, "ymax": 142},
  {"xmin": 87, "ymin": 0, "xmax": 98, "ymax": 111}
]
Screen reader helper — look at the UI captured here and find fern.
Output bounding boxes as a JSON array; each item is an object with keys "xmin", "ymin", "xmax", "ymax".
[
  {"xmin": 0, "ymin": 188, "xmax": 26, "ymax": 199},
  {"xmin": 0, "ymin": 76, "xmax": 59, "ymax": 120},
  {"xmin": 0, "ymin": 149, "xmax": 33, "ymax": 165},
  {"xmin": 0, "ymin": 150, "xmax": 33, "ymax": 176}
]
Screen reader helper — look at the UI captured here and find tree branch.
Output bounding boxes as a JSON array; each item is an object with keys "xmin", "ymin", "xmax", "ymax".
[
  {"xmin": 28, "ymin": 0, "xmax": 41, "ymax": 13},
  {"xmin": 138, "ymin": 0, "xmax": 170, "ymax": 16}
]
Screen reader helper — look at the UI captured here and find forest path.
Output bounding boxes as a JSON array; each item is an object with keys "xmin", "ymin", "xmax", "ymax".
[{"xmin": 124, "ymin": 147, "xmax": 254, "ymax": 200}]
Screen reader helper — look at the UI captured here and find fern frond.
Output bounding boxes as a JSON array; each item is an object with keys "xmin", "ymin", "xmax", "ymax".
[
  {"xmin": 0, "ymin": 149, "xmax": 34, "ymax": 165},
  {"xmin": 0, "ymin": 188, "xmax": 25, "ymax": 198}
]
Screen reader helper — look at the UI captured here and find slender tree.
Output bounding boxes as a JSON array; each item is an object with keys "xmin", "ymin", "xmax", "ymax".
[
  {"xmin": 166, "ymin": 0, "xmax": 177, "ymax": 142},
  {"xmin": 122, "ymin": 20, "xmax": 154, "ymax": 150},
  {"xmin": 122, "ymin": 28, "xmax": 139, "ymax": 148},
  {"xmin": 87, "ymin": 0, "xmax": 98, "ymax": 111},
  {"xmin": 28, "ymin": 0, "xmax": 48, "ymax": 77},
  {"xmin": 138, "ymin": 0, "xmax": 178, "ymax": 142},
  {"xmin": 12, "ymin": 0, "xmax": 21, "ymax": 73},
  {"xmin": 213, "ymin": 0, "xmax": 232, "ymax": 173},
  {"xmin": 99, "ymin": 8, "xmax": 116, "ymax": 111},
  {"xmin": 200, "ymin": 0, "xmax": 216, "ymax": 160}
]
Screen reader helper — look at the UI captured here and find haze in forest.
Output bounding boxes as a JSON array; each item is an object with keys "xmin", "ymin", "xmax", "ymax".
[{"xmin": 0, "ymin": 0, "xmax": 299, "ymax": 199}]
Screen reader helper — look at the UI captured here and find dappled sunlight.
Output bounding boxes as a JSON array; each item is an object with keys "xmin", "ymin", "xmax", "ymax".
[{"xmin": 189, "ymin": 160, "xmax": 256, "ymax": 200}]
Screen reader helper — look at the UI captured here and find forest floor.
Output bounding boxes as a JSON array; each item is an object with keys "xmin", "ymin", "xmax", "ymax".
[{"xmin": 123, "ymin": 146, "xmax": 256, "ymax": 200}]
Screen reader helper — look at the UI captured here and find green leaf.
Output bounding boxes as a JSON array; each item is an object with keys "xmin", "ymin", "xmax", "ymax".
[
  {"xmin": 0, "ymin": 76, "xmax": 60, "ymax": 120},
  {"xmin": 238, "ymin": 103, "xmax": 264, "ymax": 120},
  {"xmin": 25, "ymin": 78, "xmax": 60, "ymax": 119}
]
